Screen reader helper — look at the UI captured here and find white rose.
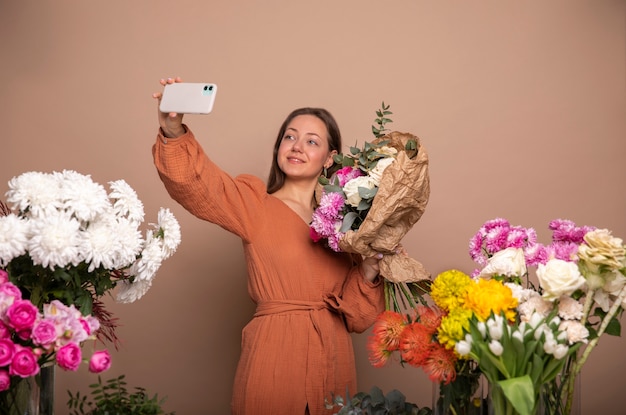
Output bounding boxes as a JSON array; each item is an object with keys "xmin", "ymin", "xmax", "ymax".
[
  {"xmin": 343, "ymin": 176, "xmax": 377, "ymax": 208},
  {"xmin": 478, "ymin": 247, "xmax": 527, "ymax": 279},
  {"xmin": 537, "ymin": 259, "xmax": 586, "ymax": 301},
  {"xmin": 368, "ymin": 157, "xmax": 395, "ymax": 186}
]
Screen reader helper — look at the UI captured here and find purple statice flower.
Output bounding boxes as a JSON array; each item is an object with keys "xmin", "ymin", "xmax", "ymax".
[{"xmin": 335, "ymin": 167, "xmax": 364, "ymax": 187}]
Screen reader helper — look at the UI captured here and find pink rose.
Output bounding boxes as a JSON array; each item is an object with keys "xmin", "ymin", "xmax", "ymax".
[
  {"xmin": 88, "ymin": 350, "xmax": 111, "ymax": 373},
  {"xmin": 0, "ymin": 282, "xmax": 22, "ymax": 315},
  {"xmin": 0, "ymin": 339, "xmax": 15, "ymax": 366},
  {"xmin": 0, "ymin": 369, "xmax": 10, "ymax": 392},
  {"xmin": 6, "ymin": 300, "xmax": 38, "ymax": 331},
  {"xmin": 31, "ymin": 319, "xmax": 58, "ymax": 347},
  {"xmin": 56, "ymin": 343, "xmax": 82, "ymax": 371},
  {"xmin": 0, "ymin": 282, "xmax": 21, "ymax": 299},
  {"xmin": 0, "ymin": 322, "xmax": 10, "ymax": 339},
  {"xmin": 9, "ymin": 346, "xmax": 39, "ymax": 378},
  {"xmin": 0, "ymin": 270, "xmax": 8, "ymax": 284}
]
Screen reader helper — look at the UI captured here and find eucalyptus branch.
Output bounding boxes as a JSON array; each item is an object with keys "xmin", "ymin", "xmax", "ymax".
[{"xmin": 371, "ymin": 102, "xmax": 393, "ymax": 138}]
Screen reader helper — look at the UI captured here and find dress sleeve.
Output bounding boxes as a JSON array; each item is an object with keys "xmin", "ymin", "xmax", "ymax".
[
  {"xmin": 152, "ymin": 127, "xmax": 267, "ymax": 242},
  {"xmin": 323, "ymin": 265, "xmax": 385, "ymax": 334}
]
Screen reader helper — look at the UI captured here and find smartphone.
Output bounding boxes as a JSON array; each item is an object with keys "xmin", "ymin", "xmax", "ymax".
[{"xmin": 159, "ymin": 82, "xmax": 217, "ymax": 114}]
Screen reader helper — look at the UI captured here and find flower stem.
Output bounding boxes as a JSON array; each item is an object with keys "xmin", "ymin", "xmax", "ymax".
[{"xmin": 563, "ymin": 283, "xmax": 626, "ymax": 413}]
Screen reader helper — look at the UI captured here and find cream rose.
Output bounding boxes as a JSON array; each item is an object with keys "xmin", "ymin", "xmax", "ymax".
[
  {"xmin": 343, "ymin": 176, "xmax": 377, "ymax": 208},
  {"xmin": 478, "ymin": 247, "xmax": 527, "ymax": 279},
  {"xmin": 377, "ymin": 145, "xmax": 398, "ymax": 157},
  {"xmin": 578, "ymin": 229, "xmax": 626, "ymax": 272},
  {"xmin": 536, "ymin": 258, "xmax": 586, "ymax": 301},
  {"xmin": 368, "ymin": 157, "xmax": 395, "ymax": 186}
]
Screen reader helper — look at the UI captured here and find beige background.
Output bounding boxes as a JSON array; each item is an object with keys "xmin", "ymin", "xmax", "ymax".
[{"xmin": 1, "ymin": 1, "xmax": 625, "ymax": 414}]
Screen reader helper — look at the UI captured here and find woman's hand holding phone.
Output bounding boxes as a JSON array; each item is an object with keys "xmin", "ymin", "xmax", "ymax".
[{"xmin": 153, "ymin": 77, "xmax": 186, "ymax": 139}]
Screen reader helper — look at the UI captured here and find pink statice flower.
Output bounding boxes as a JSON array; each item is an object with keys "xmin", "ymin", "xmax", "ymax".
[{"xmin": 0, "ymin": 270, "xmax": 8, "ymax": 284}]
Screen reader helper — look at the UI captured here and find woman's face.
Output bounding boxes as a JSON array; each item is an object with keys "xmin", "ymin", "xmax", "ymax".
[{"xmin": 277, "ymin": 114, "xmax": 336, "ymax": 181}]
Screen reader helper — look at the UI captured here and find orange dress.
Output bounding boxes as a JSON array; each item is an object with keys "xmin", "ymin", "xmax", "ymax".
[{"xmin": 153, "ymin": 129, "xmax": 385, "ymax": 415}]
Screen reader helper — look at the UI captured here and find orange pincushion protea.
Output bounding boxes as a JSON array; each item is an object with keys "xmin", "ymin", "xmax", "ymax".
[
  {"xmin": 422, "ymin": 344, "xmax": 457, "ymax": 385},
  {"xmin": 415, "ymin": 304, "xmax": 443, "ymax": 334},
  {"xmin": 367, "ymin": 311, "xmax": 407, "ymax": 367},
  {"xmin": 399, "ymin": 322, "xmax": 434, "ymax": 367}
]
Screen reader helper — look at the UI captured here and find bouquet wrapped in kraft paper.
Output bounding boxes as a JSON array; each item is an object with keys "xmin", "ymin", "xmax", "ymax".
[{"xmin": 338, "ymin": 131, "xmax": 431, "ymax": 283}]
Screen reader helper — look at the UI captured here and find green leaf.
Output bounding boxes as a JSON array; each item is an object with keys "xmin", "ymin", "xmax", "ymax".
[
  {"xmin": 358, "ymin": 186, "xmax": 377, "ymax": 200},
  {"xmin": 497, "ymin": 375, "xmax": 535, "ymax": 415},
  {"xmin": 341, "ymin": 212, "xmax": 359, "ymax": 233},
  {"xmin": 605, "ymin": 314, "xmax": 622, "ymax": 336}
]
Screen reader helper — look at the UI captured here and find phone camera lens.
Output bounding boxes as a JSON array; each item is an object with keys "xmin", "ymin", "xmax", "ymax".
[{"xmin": 204, "ymin": 85, "xmax": 209, "ymax": 91}]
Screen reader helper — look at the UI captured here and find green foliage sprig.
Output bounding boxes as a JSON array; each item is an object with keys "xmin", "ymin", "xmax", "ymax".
[
  {"xmin": 372, "ymin": 102, "xmax": 393, "ymax": 138},
  {"xmin": 67, "ymin": 375, "xmax": 175, "ymax": 415},
  {"xmin": 325, "ymin": 386, "xmax": 431, "ymax": 415}
]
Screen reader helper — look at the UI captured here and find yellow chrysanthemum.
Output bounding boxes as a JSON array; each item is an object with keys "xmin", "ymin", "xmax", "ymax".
[
  {"xmin": 465, "ymin": 278, "xmax": 518, "ymax": 322},
  {"xmin": 437, "ymin": 307, "xmax": 473, "ymax": 349},
  {"xmin": 430, "ymin": 269, "xmax": 472, "ymax": 312}
]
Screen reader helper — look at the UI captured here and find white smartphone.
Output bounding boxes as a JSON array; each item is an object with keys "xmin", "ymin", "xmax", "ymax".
[{"xmin": 159, "ymin": 82, "xmax": 217, "ymax": 114}]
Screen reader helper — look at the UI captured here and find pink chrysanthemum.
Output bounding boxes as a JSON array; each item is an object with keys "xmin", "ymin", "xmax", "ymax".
[
  {"xmin": 549, "ymin": 219, "xmax": 595, "ymax": 245},
  {"xmin": 310, "ymin": 192, "xmax": 345, "ymax": 240}
]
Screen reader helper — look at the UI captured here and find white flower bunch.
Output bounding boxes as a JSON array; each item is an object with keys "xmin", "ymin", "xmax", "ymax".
[{"xmin": 0, "ymin": 170, "xmax": 181, "ymax": 304}]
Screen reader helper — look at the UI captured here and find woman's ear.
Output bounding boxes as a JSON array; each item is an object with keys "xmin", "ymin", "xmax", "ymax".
[{"xmin": 325, "ymin": 150, "xmax": 337, "ymax": 168}]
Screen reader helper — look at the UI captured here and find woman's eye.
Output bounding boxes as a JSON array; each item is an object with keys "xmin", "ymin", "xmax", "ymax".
[
  {"xmin": 308, "ymin": 139, "xmax": 319, "ymax": 146},
  {"xmin": 283, "ymin": 135, "xmax": 295, "ymax": 141}
]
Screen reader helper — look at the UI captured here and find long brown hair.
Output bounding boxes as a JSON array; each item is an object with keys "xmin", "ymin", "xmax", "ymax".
[{"xmin": 266, "ymin": 107, "xmax": 342, "ymax": 194}]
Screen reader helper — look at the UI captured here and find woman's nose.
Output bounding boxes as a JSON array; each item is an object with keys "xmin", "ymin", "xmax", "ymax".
[{"xmin": 291, "ymin": 138, "xmax": 303, "ymax": 152}]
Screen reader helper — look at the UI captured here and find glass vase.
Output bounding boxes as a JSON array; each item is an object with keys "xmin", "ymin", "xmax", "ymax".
[
  {"xmin": 432, "ymin": 371, "xmax": 486, "ymax": 415},
  {"xmin": 537, "ymin": 373, "xmax": 581, "ymax": 415},
  {"xmin": 0, "ymin": 365, "xmax": 55, "ymax": 415},
  {"xmin": 486, "ymin": 373, "xmax": 581, "ymax": 415}
]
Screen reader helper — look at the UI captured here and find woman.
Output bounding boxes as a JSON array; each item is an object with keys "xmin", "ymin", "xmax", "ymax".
[{"xmin": 152, "ymin": 77, "xmax": 385, "ymax": 415}]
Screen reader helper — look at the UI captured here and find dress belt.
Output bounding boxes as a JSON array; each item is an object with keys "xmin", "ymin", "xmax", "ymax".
[{"xmin": 253, "ymin": 299, "xmax": 334, "ymax": 318}]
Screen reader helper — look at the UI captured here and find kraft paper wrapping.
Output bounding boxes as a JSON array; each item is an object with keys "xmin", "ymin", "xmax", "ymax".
[{"xmin": 338, "ymin": 131, "xmax": 431, "ymax": 283}]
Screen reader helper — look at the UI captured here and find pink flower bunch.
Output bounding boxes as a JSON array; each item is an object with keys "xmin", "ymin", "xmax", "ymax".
[
  {"xmin": 310, "ymin": 167, "xmax": 364, "ymax": 252},
  {"xmin": 468, "ymin": 218, "xmax": 596, "ymax": 275},
  {"xmin": 0, "ymin": 270, "xmax": 111, "ymax": 392}
]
